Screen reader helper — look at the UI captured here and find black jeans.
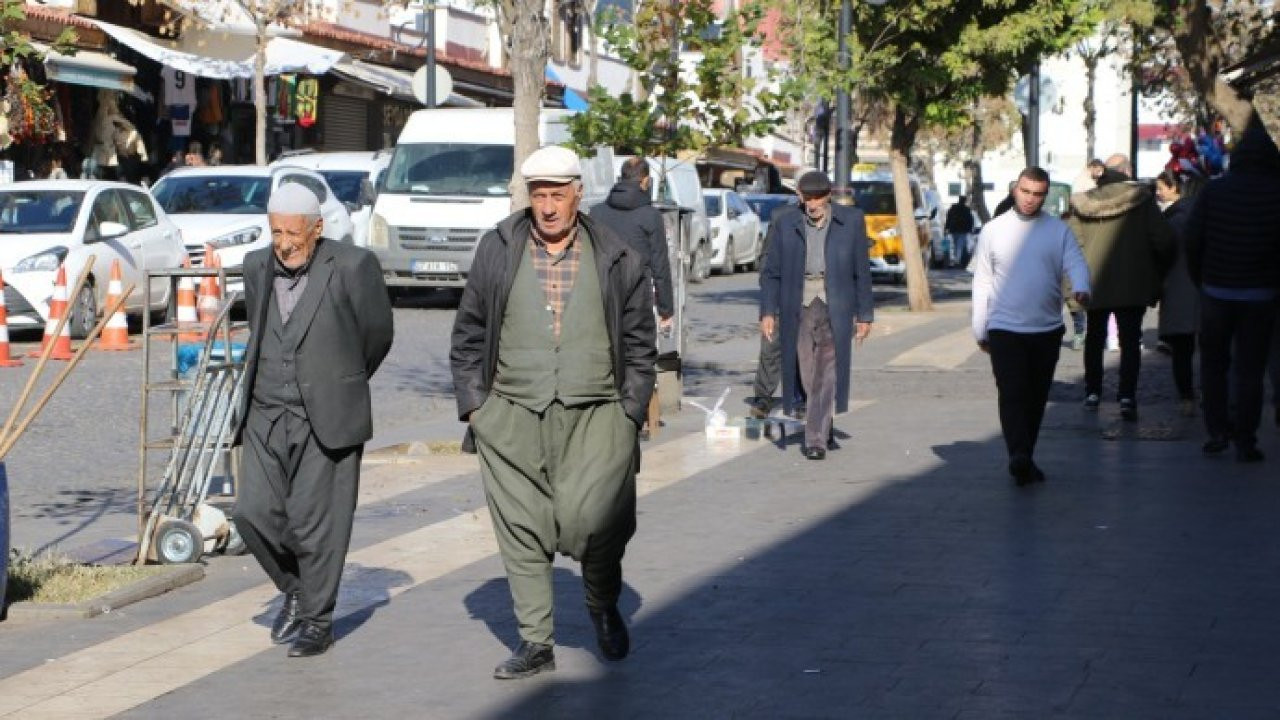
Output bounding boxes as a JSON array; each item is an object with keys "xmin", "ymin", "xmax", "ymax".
[
  {"xmin": 1084, "ymin": 307, "xmax": 1145, "ymax": 400},
  {"xmin": 1200, "ymin": 295, "xmax": 1277, "ymax": 448},
  {"xmin": 988, "ymin": 327, "xmax": 1064, "ymax": 463},
  {"xmin": 1162, "ymin": 333, "xmax": 1196, "ymax": 401}
]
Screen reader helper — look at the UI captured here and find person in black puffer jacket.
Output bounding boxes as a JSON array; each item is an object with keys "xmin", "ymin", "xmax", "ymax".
[
  {"xmin": 589, "ymin": 157, "xmax": 675, "ymax": 327},
  {"xmin": 1186, "ymin": 114, "xmax": 1280, "ymax": 462}
]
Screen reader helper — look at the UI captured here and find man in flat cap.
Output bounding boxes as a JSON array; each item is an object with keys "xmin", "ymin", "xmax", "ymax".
[
  {"xmin": 233, "ymin": 182, "xmax": 394, "ymax": 657},
  {"xmin": 761, "ymin": 170, "xmax": 875, "ymax": 459},
  {"xmin": 451, "ymin": 145, "xmax": 656, "ymax": 678}
]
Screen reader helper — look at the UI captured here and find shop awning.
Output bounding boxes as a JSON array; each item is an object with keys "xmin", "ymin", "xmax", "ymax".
[
  {"xmin": 329, "ymin": 59, "xmax": 484, "ymax": 107},
  {"xmin": 545, "ymin": 67, "xmax": 588, "ymax": 111},
  {"xmin": 92, "ymin": 19, "xmax": 345, "ymax": 79},
  {"xmin": 36, "ymin": 44, "xmax": 153, "ymax": 102}
]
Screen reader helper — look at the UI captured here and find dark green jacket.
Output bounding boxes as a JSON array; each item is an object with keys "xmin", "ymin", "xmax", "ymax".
[{"xmin": 1067, "ymin": 182, "xmax": 1175, "ymax": 308}]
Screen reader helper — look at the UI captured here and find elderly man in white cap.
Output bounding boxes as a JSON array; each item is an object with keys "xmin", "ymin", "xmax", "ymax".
[
  {"xmin": 451, "ymin": 146, "xmax": 656, "ymax": 678},
  {"xmin": 233, "ymin": 182, "xmax": 394, "ymax": 657}
]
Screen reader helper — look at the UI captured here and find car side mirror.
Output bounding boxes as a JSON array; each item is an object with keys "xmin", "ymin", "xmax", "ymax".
[
  {"xmin": 727, "ymin": 208, "xmax": 739, "ymax": 220},
  {"xmin": 930, "ymin": 207, "xmax": 938, "ymax": 220},
  {"xmin": 914, "ymin": 208, "xmax": 928, "ymax": 221},
  {"xmin": 94, "ymin": 221, "xmax": 129, "ymax": 241},
  {"xmin": 359, "ymin": 178, "xmax": 377, "ymax": 206},
  {"xmin": 344, "ymin": 201, "xmax": 361, "ymax": 214}
]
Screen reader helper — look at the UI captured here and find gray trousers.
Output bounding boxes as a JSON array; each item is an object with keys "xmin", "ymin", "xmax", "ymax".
[
  {"xmin": 753, "ymin": 328, "xmax": 782, "ymax": 403},
  {"xmin": 236, "ymin": 410, "xmax": 361, "ymax": 630},
  {"xmin": 798, "ymin": 299, "xmax": 837, "ymax": 449},
  {"xmin": 471, "ymin": 396, "xmax": 637, "ymax": 645}
]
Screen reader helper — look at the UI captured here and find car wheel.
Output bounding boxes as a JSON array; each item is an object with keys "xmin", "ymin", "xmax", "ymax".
[
  {"xmin": 69, "ymin": 281, "xmax": 97, "ymax": 340},
  {"xmin": 720, "ymin": 239, "xmax": 736, "ymax": 276}
]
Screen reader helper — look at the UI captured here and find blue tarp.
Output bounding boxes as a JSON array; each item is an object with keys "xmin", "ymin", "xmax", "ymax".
[{"xmin": 546, "ymin": 67, "xmax": 590, "ymax": 111}]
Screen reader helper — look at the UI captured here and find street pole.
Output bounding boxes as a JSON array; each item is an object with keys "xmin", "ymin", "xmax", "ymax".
[
  {"xmin": 1028, "ymin": 62, "xmax": 1040, "ymax": 168},
  {"xmin": 417, "ymin": 4, "xmax": 437, "ymax": 108},
  {"xmin": 833, "ymin": 0, "xmax": 852, "ymax": 204}
]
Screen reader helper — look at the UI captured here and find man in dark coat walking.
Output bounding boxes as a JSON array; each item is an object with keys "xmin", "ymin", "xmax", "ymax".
[
  {"xmin": 589, "ymin": 156, "xmax": 674, "ymax": 330},
  {"xmin": 944, "ymin": 195, "xmax": 976, "ymax": 267},
  {"xmin": 233, "ymin": 183, "xmax": 395, "ymax": 657},
  {"xmin": 760, "ymin": 170, "xmax": 875, "ymax": 459},
  {"xmin": 1186, "ymin": 114, "xmax": 1280, "ymax": 462}
]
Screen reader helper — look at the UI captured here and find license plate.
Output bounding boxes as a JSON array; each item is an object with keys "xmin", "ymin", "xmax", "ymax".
[{"xmin": 412, "ymin": 260, "xmax": 458, "ymax": 273}]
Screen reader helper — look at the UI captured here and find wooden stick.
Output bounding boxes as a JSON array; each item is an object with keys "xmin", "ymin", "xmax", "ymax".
[
  {"xmin": 0, "ymin": 256, "xmax": 96, "ymax": 449},
  {"xmin": 0, "ymin": 283, "xmax": 132, "ymax": 462}
]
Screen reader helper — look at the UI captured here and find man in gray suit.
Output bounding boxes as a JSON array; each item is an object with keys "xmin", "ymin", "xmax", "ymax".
[{"xmin": 234, "ymin": 183, "xmax": 394, "ymax": 657}]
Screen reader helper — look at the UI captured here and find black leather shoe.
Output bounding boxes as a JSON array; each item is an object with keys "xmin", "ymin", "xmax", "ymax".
[
  {"xmin": 803, "ymin": 446, "xmax": 826, "ymax": 460},
  {"xmin": 493, "ymin": 641, "xmax": 555, "ymax": 679},
  {"xmin": 1009, "ymin": 455, "xmax": 1034, "ymax": 486},
  {"xmin": 588, "ymin": 607, "xmax": 630, "ymax": 661},
  {"xmin": 270, "ymin": 593, "xmax": 302, "ymax": 644},
  {"xmin": 826, "ymin": 431, "xmax": 840, "ymax": 451},
  {"xmin": 1119, "ymin": 398, "xmax": 1138, "ymax": 422},
  {"xmin": 287, "ymin": 622, "xmax": 333, "ymax": 657},
  {"xmin": 1203, "ymin": 436, "xmax": 1230, "ymax": 454}
]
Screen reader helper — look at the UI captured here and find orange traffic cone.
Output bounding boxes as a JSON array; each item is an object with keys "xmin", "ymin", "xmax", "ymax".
[
  {"xmin": 176, "ymin": 257, "xmax": 200, "ymax": 342},
  {"xmin": 0, "ymin": 271, "xmax": 24, "ymax": 367},
  {"xmin": 29, "ymin": 265, "xmax": 74, "ymax": 361},
  {"xmin": 98, "ymin": 259, "xmax": 136, "ymax": 351},
  {"xmin": 197, "ymin": 246, "xmax": 222, "ymax": 325}
]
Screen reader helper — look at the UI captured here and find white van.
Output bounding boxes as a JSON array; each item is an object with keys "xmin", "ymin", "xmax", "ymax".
[{"xmin": 369, "ymin": 108, "xmax": 603, "ymax": 290}]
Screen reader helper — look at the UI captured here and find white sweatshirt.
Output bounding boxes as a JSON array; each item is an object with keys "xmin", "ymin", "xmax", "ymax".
[{"xmin": 971, "ymin": 210, "xmax": 1091, "ymax": 342}]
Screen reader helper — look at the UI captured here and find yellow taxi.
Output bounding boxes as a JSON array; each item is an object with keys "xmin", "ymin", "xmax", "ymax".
[{"xmin": 849, "ymin": 165, "xmax": 934, "ymax": 284}]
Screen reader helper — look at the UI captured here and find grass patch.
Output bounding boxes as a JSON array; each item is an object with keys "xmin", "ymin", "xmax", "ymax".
[
  {"xmin": 426, "ymin": 440, "xmax": 462, "ymax": 455},
  {"xmin": 6, "ymin": 550, "xmax": 166, "ymax": 605}
]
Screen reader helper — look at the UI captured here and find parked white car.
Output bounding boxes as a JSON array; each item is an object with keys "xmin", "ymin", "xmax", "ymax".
[
  {"xmin": 0, "ymin": 180, "xmax": 187, "ymax": 338},
  {"xmin": 703, "ymin": 188, "xmax": 761, "ymax": 275},
  {"xmin": 150, "ymin": 166, "xmax": 354, "ymax": 293},
  {"xmin": 271, "ymin": 150, "xmax": 390, "ymax": 247}
]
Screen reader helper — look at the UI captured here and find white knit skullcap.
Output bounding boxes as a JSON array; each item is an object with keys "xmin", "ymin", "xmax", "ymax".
[{"xmin": 268, "ymin": 182, "xmax": 322, "ymax": 217}]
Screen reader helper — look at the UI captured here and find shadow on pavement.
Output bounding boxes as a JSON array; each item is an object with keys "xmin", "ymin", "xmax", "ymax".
[
  {"xmin": 251, "ymin": 563, "xmax": 414, "ymax": 641},
  {"xmin": 463, "ymin": 567, "xmax": 643, "ymax": 658},
  {"xmin": 476, "ymin": 415, "xmax": 1280, "ymax": 717}
]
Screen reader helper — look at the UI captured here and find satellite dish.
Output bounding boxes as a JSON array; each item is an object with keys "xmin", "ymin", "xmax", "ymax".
[
  {"xmin": 412, "ymin": 65, "xmax": 453, "ymax": 106},
  {"xmin": 1013, "ymin": 75, "xmax": 1059, "ymax": 116}
]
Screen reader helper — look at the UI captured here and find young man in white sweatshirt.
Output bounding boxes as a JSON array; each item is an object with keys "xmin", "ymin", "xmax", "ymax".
[{"xmin": 972, "ymin": 167, "xmax": 1092, "ymax": 485}]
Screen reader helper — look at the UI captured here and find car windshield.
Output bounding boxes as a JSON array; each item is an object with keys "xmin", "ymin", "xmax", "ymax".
[
  {"xmin": 0, "ymin": 190, "xmax": 85, "ymax": 234},
  {"xmin": 319, "ymin": 171, "xmax": 366, "ymax": 205},
  {"xmin": 744, "ymin": 196, "xmax": 795, "ymax": 221},
  {"xmin": 703, "ymin": 195, "xmax": 723, "ymax": 216},
  {"xmin": 383, "ymin": 143, "xmax": 513, "ymax": 196},
  {"xmin": 151, "ymin": 176, "xmax": 271, "ymax": 214},
  {"xmin": 851, "ymin": 182, "xmax": 898, "ymax": 215}
]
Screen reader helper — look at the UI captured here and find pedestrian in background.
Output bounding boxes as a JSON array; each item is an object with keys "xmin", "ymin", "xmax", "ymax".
[
  {"xmin": 1068, "ymin": 154, "xmax": 1174, "ymax": 421},
  {"xmin": 1186, "ymin": 115, "xmax": 1280, "ymax": 462},
  {"xmin": 1154, "ymin": 168, "xmax": 1204, "ymax": 416},
  {"xmin": 233, "ymin": 184, "xmax": 395, "ymax": 657},
  {"xmin": 760, "ymin": 169, "xmax": 874, "ymax": 460},
  {"xmin": 589, "ymin": 156, "xmax": 674, "ymax": 439},
  {"xmin": 451, "ymin": 146, "xmax": 655, "ymax": 679},
  {"xmin": 972, "ymin": 167, "xmax": 1091, "ymax": 486},
  {"xmin": 945, "ymin": 195, "xmax": 976, "ymax": 268},
  {"xmin": 750, "ymin": 176, "xmax": 807, "ymax": 419}
]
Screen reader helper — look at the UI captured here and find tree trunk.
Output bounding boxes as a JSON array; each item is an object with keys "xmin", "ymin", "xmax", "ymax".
[
  {"xmin": 1166, "ymin": 1, "xmax": 1254, "ymax": 134},
  {"xmin": 585, "ymin": 0, "xmax": 599, "ymax": 90},
  {"xmin": 507, "ymin": 0, "xmax": 549, "ymax": 210},
  {"xmin": 1083, "ymin": 55, "xmax": 1097, "ymax": 162},
  {"xmin": 965, "ymin": 101, "xmax": 990, "ymax": 222},
  {"xmin": 254, "ymin": 26, "xmax": 268, "ymax": 166},
  {"xmin": 889, "ymin": 106, "xmax": 931, "ymax": 312}
]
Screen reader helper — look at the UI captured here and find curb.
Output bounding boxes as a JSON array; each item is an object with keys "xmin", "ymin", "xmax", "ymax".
[{"xmin": 4, "ymin": 563, "xmax": 205, "ymax": 621}]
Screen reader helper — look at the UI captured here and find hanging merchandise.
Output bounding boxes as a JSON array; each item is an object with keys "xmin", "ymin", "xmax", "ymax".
[
  {"xmin": 197, "ymin": 82, "xmax": 224, "ymax": 126},
  {"xmin": 4, "ymin": 65, "xmax": 62, "ymax": 145},
  {"xmin": 275, "ymin": 74, "xmax": 297, "ymax": 124},
  {"xmin": 295, "ymin": 77, "xmax": 319, "ymax": 128},
  {"xmin": 90, "ymin": 89, "xmax": 148, "ymax": 168},
  {"xmin": 161, "ymin": 66, "xmax": 196, "ymax": 137}
]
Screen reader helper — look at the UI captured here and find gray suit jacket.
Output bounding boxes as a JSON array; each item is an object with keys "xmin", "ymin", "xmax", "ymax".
[{"xmin": 234, "ymin": 239, "xmax": 395, "ymax": 450}]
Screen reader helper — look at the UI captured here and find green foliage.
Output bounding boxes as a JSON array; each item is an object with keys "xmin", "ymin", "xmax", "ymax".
[{"xmin": 567, "ymin": 0, "xmax": 801, "ymax": 157}]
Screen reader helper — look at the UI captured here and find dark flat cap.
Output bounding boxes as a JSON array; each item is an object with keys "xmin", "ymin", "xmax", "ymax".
[{"xmin": 797, "ymin": 170, "xmax": 832, "ymax": 196}]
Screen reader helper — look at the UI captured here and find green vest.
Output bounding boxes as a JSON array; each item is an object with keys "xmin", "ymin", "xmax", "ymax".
[{"xmin": 492, "ymin": 231, "xmax": 618, "ymax": 412}]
